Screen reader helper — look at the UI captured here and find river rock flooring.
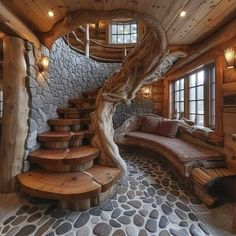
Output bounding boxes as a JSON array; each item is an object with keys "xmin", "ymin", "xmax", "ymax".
[{"xmin": 0, "ymin": 148, "xmax": 234, "ymax": 236}]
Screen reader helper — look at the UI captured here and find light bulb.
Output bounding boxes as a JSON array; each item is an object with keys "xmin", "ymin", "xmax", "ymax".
[
  {"xmin": 180, "ymin": 11, "xmax": 186, "ymax": 17},
  {"xmin": 48, "ymin": 10, "xmax": 54, "ymax": 17}
]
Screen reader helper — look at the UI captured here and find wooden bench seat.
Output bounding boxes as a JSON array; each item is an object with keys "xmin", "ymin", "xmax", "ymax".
[
  {"xmin": 115, "ymin": 114, "xmax": 236, "ymax": 207},
  {"xmin": 125, "ymin": 131, "xmax": 226, "ymax": 178}
]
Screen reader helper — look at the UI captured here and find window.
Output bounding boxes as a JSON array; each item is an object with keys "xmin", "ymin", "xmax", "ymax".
[
  {"xmin": 172, "ymin": 65, "xmax": 215, "ymax": 127},
  {"xmin": 173, "ymin": 78, "xmax": 184, "ymax": 115},
  {"xmin": 188, "ymin": 70, "xmax": 205, "ymax": 126},
  {"xmin": 110, "ymin": 21, "xmax": 137, "ymax": 44},
  {"xmin": 209, "ymin": 66, "xmax": 215, "ymax": 128}
]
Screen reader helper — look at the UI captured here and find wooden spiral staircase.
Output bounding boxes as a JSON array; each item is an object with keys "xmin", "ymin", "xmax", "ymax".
[{"xmin": 17, "ymin": 90, "xmax": 121, "ymax": 210}]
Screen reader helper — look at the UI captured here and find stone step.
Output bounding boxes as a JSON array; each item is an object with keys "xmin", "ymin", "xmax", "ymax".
[
  {"xmin": 57, "ymin": 108, "xmax": 95, "ymax": 119},
  {"xmin": 29, "ymin": 146, "xmax": 100, "ymax": 172},
  {"xmin": 48, "ymin": 118, "xmax": 91, "ymax": 131},
  {"xmin": 38, "ymin": 130, "xmax": 95, "ymax": 149},
  {"xmin": 17, "ymin": 165, "xmax": 121, "ymax": 210}
]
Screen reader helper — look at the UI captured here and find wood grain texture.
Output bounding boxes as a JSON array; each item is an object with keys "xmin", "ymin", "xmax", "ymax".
[
  {"xmin": 192, "ymin": 167, "xmax": 236, "ymax": 206},
  {"xmin": 29, "ymin": 146, "xmax": 99, "ymax": 165},
  {"xmin": 17, "ymin": 170, "xmax": 102, "ymax": 200},
  {"xmin": 29, "ymin": 146, "xmax": 99, "ymax": 172},
  {"xmin": 0, "ymin": 37, "xmax": 29, "ymax": 193},
  {"xmin": 0, "ymin": 2, "xmax": 40, "ymax": 47},
  {"xmin": 37, "ymin": 131, "xmax": 73, "ymax": 142},
  {"xmin": 215, "ymin": 55, "xmax": 224, "ymax": 137},
  {"xmin": 84, "ymin": 164, "xmax": 121, "ymax": 192},
  {"xmin": 168, "ymin": 17, "xmax": 236, "ymax": 75},
  {"xmin": 3, "ymin": 0, "xmax": 236, "ymax": 46}
]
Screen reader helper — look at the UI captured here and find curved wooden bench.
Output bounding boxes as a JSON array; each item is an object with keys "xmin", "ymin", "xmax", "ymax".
[
  {"xmin": 118, "ymin": 130, "xmax": 227, "ymax": 207},
  {"xmin": 124, "ymin": 131, "xmax": 226, "ymax": 178}
]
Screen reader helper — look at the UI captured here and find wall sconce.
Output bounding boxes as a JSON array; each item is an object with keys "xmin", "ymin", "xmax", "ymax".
[
  {"xmin": 224, "ymin": 48, "xmax": 235, "ymax": 69},
  {"xmin": 141, "ymin": 86, "xmax": 152, "ymax": 98},
  {"xmin": 39, "ymin": 56, "xmax": 49, "ymax": 72}
]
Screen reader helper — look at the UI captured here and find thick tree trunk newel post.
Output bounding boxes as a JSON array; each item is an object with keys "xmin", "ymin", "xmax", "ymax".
[
  {"xmin": 91, "ymin": 26, "xmax": 186, "ymax": 177},
  {"xmin": 0, "ymin": 37, "xmax": 29, "ymax": 193}
]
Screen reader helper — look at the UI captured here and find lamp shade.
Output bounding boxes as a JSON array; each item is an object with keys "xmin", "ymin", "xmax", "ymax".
[
  {"xmin": 141, "ymin": 86, "xmax": 152, "ymax": 98},
  {"xmin": 224, "ymin": 48, "xmax": 235, "ymax": 68},
  {"xmin": 39, "ymin": 56, "xmax": 49, "ymax": 72}
]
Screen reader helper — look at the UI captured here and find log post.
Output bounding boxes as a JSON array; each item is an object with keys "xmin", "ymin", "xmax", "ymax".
[
  {"xmin": 0, "ymin": 37, "xmax": 29, "ymax": 193},
  {"xmin": 85, "ymin": 24, "xmax": 90, "ymax": 58},
  {"xmin": 215, "ymin": 55, "xmax": 224, "ymax": 137}
]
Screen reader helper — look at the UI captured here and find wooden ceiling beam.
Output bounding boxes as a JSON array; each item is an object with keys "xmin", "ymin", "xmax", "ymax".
[
  {"xmin": 0, "ymin": 2, "xmax": 40, "ymax": 48},
  {"xmin": 167, "ymin": 34, "xmax": 236, "ymax": 81},
  {"xmin": 167, "ymin": 16, "xmax": 236, "ymax": 78}
]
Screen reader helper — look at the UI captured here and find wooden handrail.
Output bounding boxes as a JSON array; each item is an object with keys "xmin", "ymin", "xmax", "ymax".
[
  {"xmin": 70, "ymin": 30, "xmax": 135, "ymax": 50},
  {"xmin": 64, "ymin": 29, "xmax": 136, "ymax": 62},
  {"xmin": 63, "ymin": 36, "xmax": 122, "ymax": 63},
  {"xmin": 90, "ymin": 38, "xmax": 135, "ymax": 50},
  {"xmin": 71, "ymin": 31, "xmax": 85, "ymax": 46}
]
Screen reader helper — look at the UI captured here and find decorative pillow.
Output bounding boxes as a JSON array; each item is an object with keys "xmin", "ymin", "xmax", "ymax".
[
  {"xmin": 140, "ymin": 116, "xmax": 162, "ymax": 134},
  {"xmin": 158, "ymin": 120, "xmax": 179, "ymax": 138}
]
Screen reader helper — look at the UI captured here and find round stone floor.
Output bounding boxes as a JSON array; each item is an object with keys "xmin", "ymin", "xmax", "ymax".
[{"xmin": 0, "ymin": 148, "xmax": 213, "ymax": 236}]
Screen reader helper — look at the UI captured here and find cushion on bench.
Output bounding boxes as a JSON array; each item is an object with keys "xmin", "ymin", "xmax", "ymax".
[
  {"xmin": 140, "ymin": 116, "xmax": 162, "ymax": 134},
  {"xmin": 125, "ymin": 131, "xmax": 225, "ymax": 163}
]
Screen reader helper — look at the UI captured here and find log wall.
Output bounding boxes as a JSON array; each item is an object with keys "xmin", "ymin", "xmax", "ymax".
[
  {"xmin": 160, "ymin": 44, "xmax": 236, "ymax": 168},
  {"xmin": 152, "ymin": 80, "xmax": 164, "ymax": 115},
  {"xmin": 222, "ymin": 66, "xmax": 236, "ymax": 167}
]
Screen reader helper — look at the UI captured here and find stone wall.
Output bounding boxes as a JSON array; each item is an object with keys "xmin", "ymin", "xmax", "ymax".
[
  {"xmin": 113, "ymin": 96, "xmax": 154, "ymax": 128},
  {"xmin": 24, "ymin": 38, "xmax": 154, "ymax": 170}
]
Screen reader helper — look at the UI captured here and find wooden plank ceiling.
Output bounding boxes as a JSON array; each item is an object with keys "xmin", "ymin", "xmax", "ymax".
[{"xmin": 1, "ymin": 0, "xmax": 236, "ymax": 45}]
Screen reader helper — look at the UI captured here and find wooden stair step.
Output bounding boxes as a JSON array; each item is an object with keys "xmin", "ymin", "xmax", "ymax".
[
  {"xmin": 57, "ymin": 108, "xmax": 95, "ymax": 114},
  {"xmin": 29, "ymin": 146, "xmax": 99, "ymax": 165},
  {"xmin": 83, "ymin": 90, "xmax": 99, "ymax": 98},
  {"xmin": 29, "ymin": 146, "xmax": 100, "ymax": 172},
  {"xmin": 84, "ymin": 165, "xmax": 121, "ymax": 192},
  {"xmin": 69, "ymin": 130, "xmax": 95, "ymax": 148},
  {"xmin": 17, "ymin": 170, "xmax": 101, "ymax": 200},
  {"xmin": 48, "ymin": 118, "xmax": 91, "ymax": 126},
  {"xmin": 38, "ymin": 131, "xmax": 73, "ymax": 143},
  {"xmin": 69, "ymin": 98, "xmax": 96, "ymax": 108},
  {"xmin": 73, "ymin": 130, "xmax": 95, "ymax": 137},
  {"xmin": 69, "ymin": 98, "xmax": 96, "ymax": 105},
  {"xmin": 17, "ymin": 165, "xmax": 121, "ymax": 210}
]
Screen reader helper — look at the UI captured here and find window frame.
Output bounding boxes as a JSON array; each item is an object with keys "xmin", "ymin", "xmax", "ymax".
[
  {"xmin": 172, "ymin": 64, "xmax": 216, "ymax": 128},
  {"xmin": 173, "ymin": 78, "xmax": 185, "ymax": 116},
  {"xmin": 188, "ymin": 69, "xmax": 205, "ymax": 126},
  {"xmin": 0, "ymin": 84, "xmax": 2, "ymax": 119},
  {"xmin": 109, "ymin": 20, "xmax": 138, "ymax": 45}
]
